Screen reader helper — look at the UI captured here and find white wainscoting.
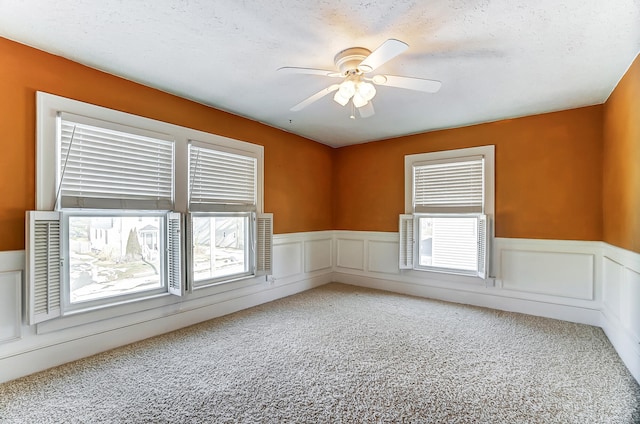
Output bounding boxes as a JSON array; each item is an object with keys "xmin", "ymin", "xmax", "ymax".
[
  {"xmin": 0, "ymin": 231, "xmax": 334, "ymax": 384},
  {"xmin": 334, "ymin": 233, "xmax": 602, "ymax": 324},
  {"xmin": 600, "ymin": 243, "xmax": 640, "ymax": 384},
  {"xmin": 0, "ymin": 271, "xmax": 22, "ymax": 344},
  {"xmin": 332, "ymin": 231, "xmax": 639, "ymax": 384},
  {"xmin": 493, "ymin": 238, "xmax": 599, "ymax": 303},
  {"xmin": 2, "ymin": 232, "xmax": 639, "ymax": 385}
]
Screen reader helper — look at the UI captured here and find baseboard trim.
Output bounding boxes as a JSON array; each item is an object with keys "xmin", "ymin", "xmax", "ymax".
[
  {"xmin": 0, "ymin": 275, "xmax": 330, "ymax": 384},
  {"xmin": 334, "ymin": 273, "xmax": 602, "ymax": 326}
]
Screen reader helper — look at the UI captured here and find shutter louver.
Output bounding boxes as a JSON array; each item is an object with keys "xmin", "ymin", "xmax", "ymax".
[
  {"xmin": 189, "ymin": 143, "xmax": 257, "ymax": 212},
  {"xmin": 477, "ymin": 215, "xmax": 488, "ymax": 279},
  {"xmin": 256, "ymin": 214, "xmax": 273, "ymax": 276},
  {"xmin": 414, "ymin": 157, "xmax": 484, "ymax": 213},
  {"xmin": 167, "ymin": 212, "xmax": 184, "ymax": 296},
  {"xmin": 59, "ymin": 115, "xmax": 174, "ymax": 210},
  {"xmin": 185, "ymin": 214, "xmax": 194, "ymax": 293},
  {"xmin": 399, "ymin": 214, "xmax": 414, "ymax": 270},
  {"xmin": 26, "ymin": 211, "xmax": 62, "ymax": 324}
]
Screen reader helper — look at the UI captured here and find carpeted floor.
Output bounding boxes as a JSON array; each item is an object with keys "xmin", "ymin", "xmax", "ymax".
[{"xmin": 1, "ymin": 283, "xmax": 639, "ymax": 423}]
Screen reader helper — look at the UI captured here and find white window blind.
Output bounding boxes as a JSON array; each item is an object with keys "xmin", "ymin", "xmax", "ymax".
[
  {"xmin": 430, "ymin": 216, "xmax": 479, "ymax": 271},
  {"xmin": 58, "ymin": 113, "xmax": 174, "ymax": 210},
  {"xmin": 413, "ymin": 156, "xmax": 484, "ymax": 213},
  {"xmin": 413, "ymin": 214, "xmax": 488, "ymax": 278},
  {"xmin": 189, "ymin": 142, "xmax": 257, "ymax": 212}
]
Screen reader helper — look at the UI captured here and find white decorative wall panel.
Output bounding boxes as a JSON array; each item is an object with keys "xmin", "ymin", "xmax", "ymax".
[
  {"xmin": 336, "ymin": 239, "xmax": 365, "ymax": 270},
  {"xmin": 601, "ymin": 245, "xmax": 640, "ymax": 385},
  {"xmin": 0, "ymin": 271, "xmax": 21, "ymax": 344},
  {"xmin": 367, "ymin": 240, "xmax": 399, "ymax": 274},
  {"xmin": 603, "ymin": 257, "xmax": 624, "ymax": 318},
  {"xmin": 304, "ymin": 239, "xmax": 332, "ymax": 272},
  {"xmin": 622, "ymin": 268, "xmax": 640, "ymax": 341},
  {"xmin": 272, "ymin": 242, "xmax": 302, "ymax": 279},
  {"xmin": 500, "ymin": 250, "xmax": 594, "ymax": 300}
]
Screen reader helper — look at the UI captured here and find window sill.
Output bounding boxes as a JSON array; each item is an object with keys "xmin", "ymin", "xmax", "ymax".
[
  {"xmin": 401, "ymin": 268, "xmax": 487, "ymax": 286},
  {"xmin": 37, "ymin": 291, "xmax": 177, "ymax": 335}
]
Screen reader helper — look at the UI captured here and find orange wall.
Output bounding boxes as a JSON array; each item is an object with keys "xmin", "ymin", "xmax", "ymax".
[
  {"xmin": 603, "ymin": 54, "xmax": 640, "ymax": 253},
  {"xmin": 333, "ymin": 106, "xmax": 604, "ymax": 240},
  {"xmin": 0, "ymin": 38, "xmax": 334, "ymax": 251},
  {"xmin": 1, "ymin": 36, "xmax": 628, "ymax": 252}
]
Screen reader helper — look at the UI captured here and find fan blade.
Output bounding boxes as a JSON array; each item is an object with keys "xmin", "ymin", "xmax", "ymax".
[
  {"xmin": 358, "ymin": 102, "xmax": 375, "ymax": 118},
  {"xmin": 358, "ymin": 39, "xmax": 409, "ymax": 73},
  {"xmin": 374, "ymin": 75, "xmax": 442, "ymax": 93},
  {"xmin": 290, "ymin": 84, "xmax": 341, "ymax": 111},
  {"xmin": 278, "ymin": 67, "xmax": 342, "ymax": 77}
]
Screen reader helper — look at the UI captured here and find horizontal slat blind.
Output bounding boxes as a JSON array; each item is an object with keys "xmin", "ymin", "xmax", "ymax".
[
  {"xmin": 59, "ymin": 117, "xmax": 174, "ymax": 210},
  {"xmin": 431, "ymin": 216, "xmax": 478, "ymax": 272},
  {"xmin": 189, "ymin": 143, "xmax": 257, "ymax": 212},
  {"xmin": 414, "ymin": 157, "xmax": 484, "ymax": 213}
]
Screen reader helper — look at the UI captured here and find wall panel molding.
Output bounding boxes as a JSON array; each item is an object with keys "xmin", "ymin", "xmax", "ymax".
[
  {"xmin": 0, "ymin": 232, "xmax": 333, "ymax": 383},
  {"xmin": 0, "ymin": 271, "xmax": 22, "ymax": 344},
  {"xmin": 601, "ymin": 243, "xmax": 640, "ymax": 383},
  {"xmin": 1, "ymin": 234, "xmax": 638, "ymax": 385},
  {"xmin": 335, "ymin": 238, "xmax": 365, "ymax": 270}
]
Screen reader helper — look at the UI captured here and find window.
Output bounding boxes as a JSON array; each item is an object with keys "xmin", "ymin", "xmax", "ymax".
[
  {"xmin": 400, "ymin": 146, "xmax": 494, "ymax": 279},
  {"xmin": 26, "ymin": 92, "xmax": 271, "ymax": 325},
  {"xmin": 187, "ymin": 141, "xmax": 268, "ymax": 288}
]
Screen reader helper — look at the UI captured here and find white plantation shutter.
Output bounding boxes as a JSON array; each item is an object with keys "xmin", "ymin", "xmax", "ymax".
[
  {"xmin": 25, "ymin": 211, "xmax": 62, "ymax": 324},
  {"xmin": 167, "ymin": 212, "xmax": 184, "ymax": 296},
  {"xmin": 59, "ymin": 113, "xmax": 174, "ymax": 210},
  {"xmin": 399, "ymin": 214, "xmax": 414, "ymax": 270},
  {"xmin": 256, "ymin": 213, "xmax": 273, "ymax": 276},
  {"xmin": 189, "ymin": 142, "xmax": 257, "ymax": 212},
  {"xmin": 413, "ymin": 156, "xmax": 484, "ymax": 213},
  {"xmin": 477, "ymin": 215, "xmax": 488, "ymax": 280},
  {"xmin": 184, "ymin": 213, "xmax": 194, "ymax": 293}
]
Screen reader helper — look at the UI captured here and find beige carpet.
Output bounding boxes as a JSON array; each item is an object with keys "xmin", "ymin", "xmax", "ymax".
[{"xmin": 1, "ymin": 283, "xmax": 639, "ymax": 423}]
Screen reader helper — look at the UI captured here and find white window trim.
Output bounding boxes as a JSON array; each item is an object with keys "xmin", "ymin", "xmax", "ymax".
[
  {"xmin": 60, "ymin": 210, "xmax": 172, "ymax": 313},
  {"xmin": 187, "ymin": 211, "xmax": 255, "ymax": 290},
  {"xmin": 33, "ymin": 92, "xmax": 267, "ymax": 324},
  {"xmin": 403, "ymin": 145, "xmax": 495, "ymax": 280},
  {"xmin": 404, "ymin": 145, "xmax": 495, "ymax": 217},
  {"xmin": 36, "ymin": 92, "xmax": 264, "ymax": 214}
]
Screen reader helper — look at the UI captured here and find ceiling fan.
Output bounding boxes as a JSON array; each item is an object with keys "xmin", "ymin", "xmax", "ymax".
[{"xmin": 279, "ymin": 39, "xmax": 442, "ymax": 118}]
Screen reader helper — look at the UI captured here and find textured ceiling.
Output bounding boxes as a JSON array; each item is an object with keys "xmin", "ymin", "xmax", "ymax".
[{"xmin": 1, "ymin": 0, "xmax": 639, "ymax": 147}]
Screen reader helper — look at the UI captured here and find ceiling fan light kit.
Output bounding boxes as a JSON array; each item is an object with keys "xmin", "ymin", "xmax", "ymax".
[
  {"xmin": 333, "ymin": 76, "xmax": 376, "ymax": 107},
  {"xmin": 279, "ymin": 38, "xmax": 442, "ymax": 118}
]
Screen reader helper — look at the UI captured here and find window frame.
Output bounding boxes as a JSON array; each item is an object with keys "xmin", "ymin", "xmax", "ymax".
[
  {"xmin": 413, "ymin": 213, "xmax": 486, "ymax": 276},
  {"xmin": 186, "ymin": 139, "xmax": 262, "ymax": 290},
  {"xmin": 188, "ymin": 211, "xmax": 255, "ymax": 289},
  {"xmin": 61, "ymin": 210, "xmax": 171, "ymax": 313},
  {"xmin": 36, "ymin": 92, "xmax": 264, "ymax": 215},
  {"xmin": 34, "ymin": 92, "xmax": 267, "ymax": 320},
  {"xmin": 403, "ymin": 146, "xmax": 495, "ymax": 279}
]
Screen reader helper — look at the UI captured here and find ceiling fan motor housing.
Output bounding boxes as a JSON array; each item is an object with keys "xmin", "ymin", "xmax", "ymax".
[{"xmin": 334, "ymin": 47, "xmax": 372, "ymax": 74}]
